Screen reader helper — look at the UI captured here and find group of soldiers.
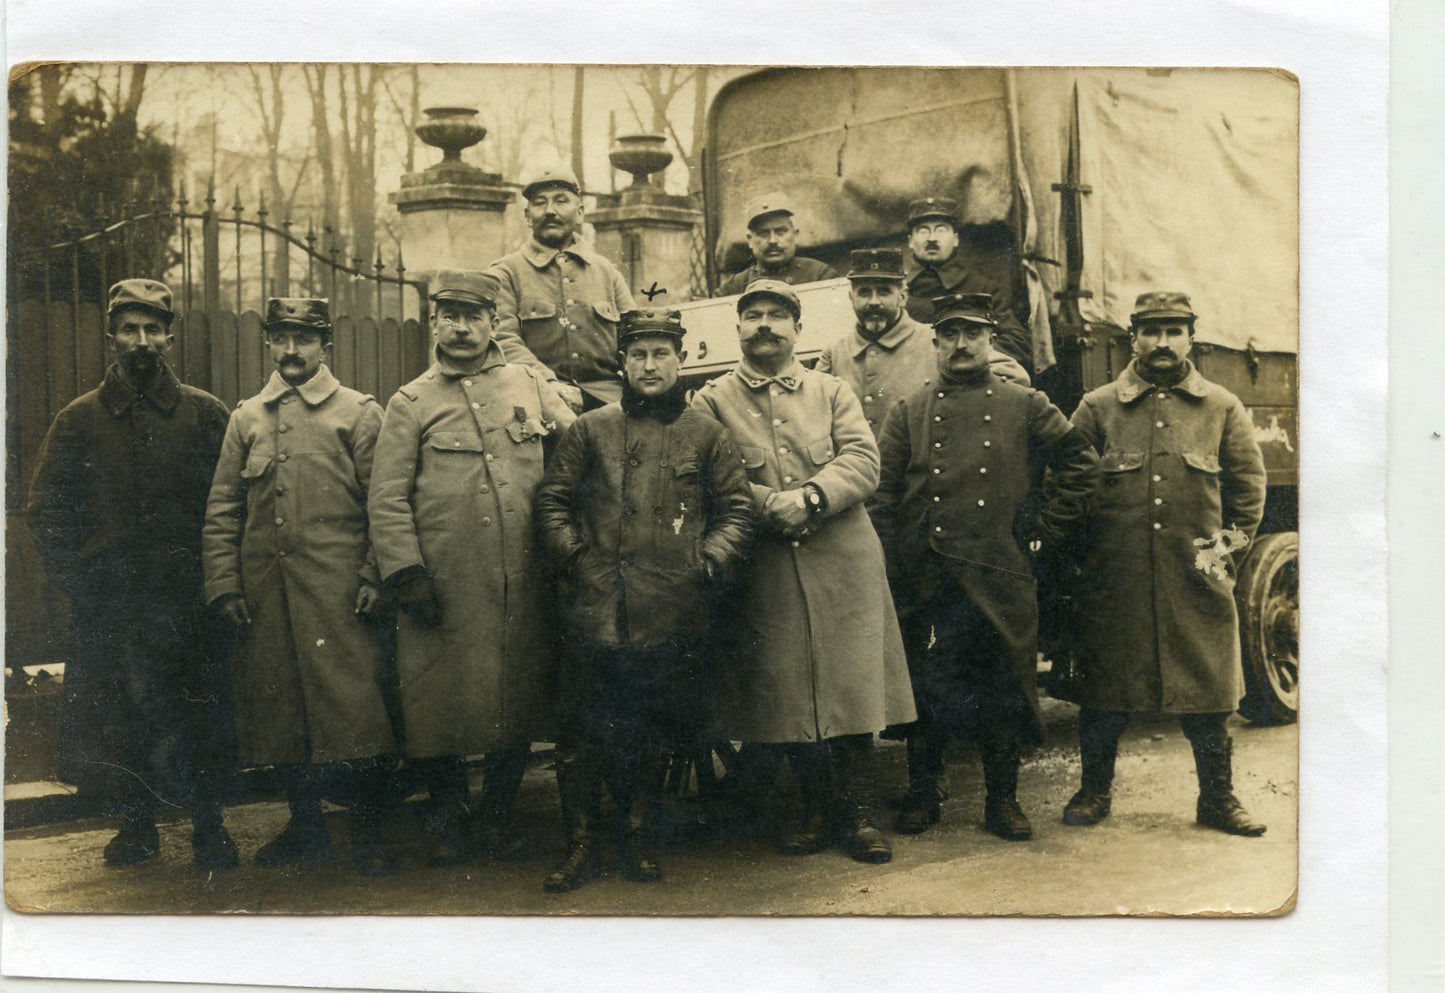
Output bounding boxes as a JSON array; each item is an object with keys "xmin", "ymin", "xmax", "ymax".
[{"xmin": 24, "ymin": 165, "xmax": 1269, "ymax": 894}]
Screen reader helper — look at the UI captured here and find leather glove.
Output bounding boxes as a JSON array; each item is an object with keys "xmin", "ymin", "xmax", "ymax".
[
  {"xmin": 214, "ymin": 593, "xmax": 252, "ymax": 631},
  {"xmin": 354, "ymin": 582, "xmax": 387, "ymax": 623},
  {"xmin": 391, "ymin": 567, "xmax": 443, "ymax": 627}
]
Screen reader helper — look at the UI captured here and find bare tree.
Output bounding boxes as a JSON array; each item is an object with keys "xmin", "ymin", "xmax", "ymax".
[{"xmin": 301, "ymin": 64, "xmax": 340, "ymax": 233}]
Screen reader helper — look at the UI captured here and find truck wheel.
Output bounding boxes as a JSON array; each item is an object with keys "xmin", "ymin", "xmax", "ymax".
[{"xmin": 1236, "ymin": 531, "xmax": 1299, "ymax": 724}]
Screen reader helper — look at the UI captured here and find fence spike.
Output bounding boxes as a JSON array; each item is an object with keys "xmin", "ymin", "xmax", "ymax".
[
  {"xmin": 232, "ymin": 186, "xmax": 244, "ymax": 213},
  {"xmin": 257, "ymin": 190, "xmax": 268, "ymax": 219},
  {"xmin": 282, "ymin": 216, "xmax": 293, "ymax": 233},
  {"xmin": 176, "ymin": 181, "xmax": 188, "ymax": 212},
  {"xmin": 306, "ymin": 219, "xmax": 317, "ymax": 246},
  {"xmin": 205, "ymin": 176, "xmax": 216, "ymax": 208},
  {"xmin": 375, "ymin": 246, "xmax": 385, "ymax": 273},
  {"xmin": 395, "ymin": 245, "xmax": 405, "ymax": 275}
]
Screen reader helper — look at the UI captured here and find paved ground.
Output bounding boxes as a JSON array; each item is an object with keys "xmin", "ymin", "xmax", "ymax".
[{"xmin": 2, "ymin": 705, "xmax": 1296, "ymax": 918}]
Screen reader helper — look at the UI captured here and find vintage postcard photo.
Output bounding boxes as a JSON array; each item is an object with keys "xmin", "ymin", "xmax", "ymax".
[{"xmin": 4, "ymin": 62, "xmax": 1298, "ymax": 919}]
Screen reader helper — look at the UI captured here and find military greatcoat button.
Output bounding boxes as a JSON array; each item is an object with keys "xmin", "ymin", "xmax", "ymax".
[
  {"xmin": 934, "ymin": 415, "xmax": 942, "ymax": 422},
  {"xmin": 986, "ymin": 388, "xmax": 994, "ymax": 396},
  {"xmin": 864, "ymin": 395, "xmax": 873, "ymax": 403},
  {"xmin": 277, "ymin": 453, "xmax": 288, "ymax": 462},
  {"xmin": 1156, "ymin": 421, "xmax": 1165, "ymax": 428},
  {"xmin": 934, "ymin": 526, "xmax": 943, "ymax": 533},
  {"xmin": 1154, "ymin": 497, "xmax": 1163, "ymax": 505},
  {"xmin": 1158, "ymin": 392, "xmax": 1167, "ymax": 400},
  {"xmin": 472, "ymin": 402, "xmax": 481, "ymax": 409},
  {"xmin": 772, "ymin": 418, "xmax": 783, "ymax": 426},
  {"xmin": 486, "ymin": 453, "xmax": 495, "ymax": 462},
  {"xmin": 783, "ymin": 475, "xmax": 794, "ymax": 483},
  {"xmin": 983, "ymin": 415, "xmax": 992, "ymax": 422},
  {"xmin": 275, "ymin": 517, "xmax": 284, "ymax": 526},
  {"xmin": 932, "ymin": 496, "xmax": 940, "ymax": 503},
  {"xmin": 1153, "ymin": 522, "xmax": 1162, "ymax": 530},
  {"xmin": 933, "ymin": 442, "xmax": 942, "ymax": 449},
  {"xmin": 482, "ymin": 517, "xmax": 492, "ymax": 526},
  {"xmin": 778, "ymin": 446, "xmax": 789, "ymax": 455},
  {"xmin": 977, "ymin": 499, "xmax": 986, "ymax": 507},
  {"xmin": 1153, "ymin": 474, "xmax": 1161, "ymax": 482},
  {"xmin": 278, "ymin": 424, "xmax": 289, "ymax": 433},
  {"xmin": 979, "ymin": 467, "xmax": 988, "ymax": 474},
  {"xmin": 463, "ymin": 380, "xmax": 473, "ymax": 387},
  {"xmin": 480, "ymin": 485, "xmax": 490, "ymax": 493},
  {"xmin": 937, "ymin": 391, "xmax": 945, "ymax": 398},
  {"xmin": 932, "ymin": 468, "xmax": 941, "ymax": 475},
  {"xmin": 984, "ymin": 440, "xmax": 992, "ymax": 447}
]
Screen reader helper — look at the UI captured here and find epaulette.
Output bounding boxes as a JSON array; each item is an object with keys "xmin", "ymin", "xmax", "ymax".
[
  {"xmin": 397, "ymin": 384, "xmax": 420, "ymax": 402},
  {"xmin": 359, "ymin": 393, "xmax": 379, "ymax": 406}
]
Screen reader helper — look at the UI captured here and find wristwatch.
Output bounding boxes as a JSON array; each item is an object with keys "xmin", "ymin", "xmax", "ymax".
[{"xmin": 802, "ymin": 482, "xmax": 827, "ymax": 515}]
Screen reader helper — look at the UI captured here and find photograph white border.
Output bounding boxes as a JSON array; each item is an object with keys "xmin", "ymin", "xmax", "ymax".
[{"xmin": 2, "ymin": 0, "xmax": 1390, "ymax": 990}]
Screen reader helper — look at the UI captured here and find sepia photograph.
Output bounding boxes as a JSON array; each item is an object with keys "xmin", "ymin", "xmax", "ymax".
[{"xmin": 4, "ymin": 62, "xmax": 1299, "ymax": 921}]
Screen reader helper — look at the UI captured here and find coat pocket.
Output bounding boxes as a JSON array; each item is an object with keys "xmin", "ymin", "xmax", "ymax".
[
  {"xmin": 426, "ymin": 431, "xmax": 486, "ymax": 453},
  {"xmin": 1182, "ymin": 452, "xmax": 1222, "ymax": 475},
  {"xmin": 807, "ymin": 438, "xmax": 836, "ymax": 465},
  {"xmin": 737, "ymin": 445, "xmax": 766, "ymax": 471},
  {"xmin": 591, "ymin": 301, "xmax": 620, "ymax": 325},
  {"xmin": 240, "ymin": 453, "xmax": 274, "ymax": 479},
  {"xmin": 520, "ymin": 297, "xmax": 558, "ymax": 321},
  {"xmin": 1100, "ymin": 451, "xmax": 1144, "ymax": 474}
]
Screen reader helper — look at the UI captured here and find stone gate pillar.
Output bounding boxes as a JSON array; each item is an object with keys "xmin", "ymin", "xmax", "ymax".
[
  {"xmin": 589, "ymin": 134, "xmax": 704, "ymax": 305},
  {"xmin": 388, "ymin": 107, "xmax": 515, "ymax": 289}
]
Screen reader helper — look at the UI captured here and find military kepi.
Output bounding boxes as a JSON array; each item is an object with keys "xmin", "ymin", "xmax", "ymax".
[
  {"xmin": 737, "ymin": 278, "xmax": 802, "ymax": 320},
  {"xmin": 846, "ymin": 248, "xmax": 905, "ymax": 281},
  {"xmin": 907, "ymin": 196, "xmax": 960, "ymax": 229},
  {"xmin": 430, "ymin": 269, "xmax": 499, "ymax": 308},
  {"xmin": 108, "ymin": 278, "xmax": 174, "ymax": 320},
  {"xmin": 619, "ymin": 308, "xmax": 686, "ymax": 345},
  {"xmin": 1130, "ymin": 290, "xmax": 1197, "ymax": 323},
  {"xmin": 522, "ymin": 164, "xmax": 581, "ymax": 201},
  {"xmin": 265, "ymin": 298, "xmax": 331, "ymax": 332},
  {"xmin": 743, "ymin": 192, "xmax": 795, "ymax": 229},
  {"xmin": 931, "ymin": 291, "xmax": 996, "ymax": 327}
]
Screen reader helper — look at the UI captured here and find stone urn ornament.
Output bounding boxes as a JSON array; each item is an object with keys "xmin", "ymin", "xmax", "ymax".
[
  {"xmin": 610, "ymin": 133, "xmax": 673, "ymax": 189},
  {"xmin": 417, "ymin": 107, "xmax": 487, "ymax": 168}
]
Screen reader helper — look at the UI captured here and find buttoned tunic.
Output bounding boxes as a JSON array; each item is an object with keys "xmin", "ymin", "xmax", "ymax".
[
  {"xmin": 486, "ymin": 236, "xmax": 636, "ymax": 405},
  {"xmin": 691, "ymin": 363, "xmax": 915, "ymax": 742},
  {"xmin": 1069, "ymin": 361, "xmax": 1267, "ymax": 713},
  {"xmin": 202, "ymin": 365, "xmax": 396, "ymax": 766},
  {"xmin": 905, "ymin": 242, "xmax": 1031, "ymax": 369},
  {"xmin": 715, "ymin": 255, "xmax": 839, "ymax": 297},
  {"xmin": 816, "ymin": 312, "xmax": 1032, "ymax": 437},
  {"xmin": 369, "ymin": 344, "xmax": 576, "ymax": 757},
  {"xmin": 870, "ymin": 371, "xmax": 1098, "ymax": 741},
  {"xmin": 25, "ymin": 363, "xmax": 234, "ymax": 802}
]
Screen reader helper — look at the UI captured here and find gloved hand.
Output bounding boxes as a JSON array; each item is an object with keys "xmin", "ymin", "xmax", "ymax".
[
  {"xmin": 553, "ymin": 381, "xmax": 584, "ymax": 414},
  {"xmin": 354, "ymin": 582, "xmax": 387, "ymax": 622},
  {"xmin": 390, "ymin": 567, "xmax": 443, "ymax": 627},
  {"xmin": 214, "ymin": 593, "xmax": 252, "ymax": 631}
]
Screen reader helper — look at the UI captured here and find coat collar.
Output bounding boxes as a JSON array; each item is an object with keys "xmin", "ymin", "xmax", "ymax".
[
  {"xmin": 903, "ymin": 249, "xmax": 967, "ymax": 288},
  {"xmin": 735, "ymin": 358, "xmax": 806, "ymax": 392},
  {"xmin": 521, "ymin": 234, "xmax": 599, "ymax": 270},
  {"xmin": 849, "ymin": 311, "xmax": 923, "ymax": 358},
  {"xmin": 99, "ymin": 362, "xmax": 182, "ymax": 416},
  {"xmin": 431, "ymin": 340, "xmax": 509, "ymax": 379},
  {"xmin": 1117, "ymin": 359, "xmax": 1210, "ymax": 403},
  {"xmin": 257, "ymin": 364, "xmax": 341, "ymax": 406}
]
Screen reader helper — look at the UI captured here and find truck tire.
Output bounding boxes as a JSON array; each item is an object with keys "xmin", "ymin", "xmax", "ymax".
[{"xmin": 1236, "ymin": 531, "xmax": 1299, "ymax": 724}]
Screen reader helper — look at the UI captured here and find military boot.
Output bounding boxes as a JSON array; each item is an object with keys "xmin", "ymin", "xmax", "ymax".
[
  {"xmin": 1191, "ymin": 734, "xmax": 1266, "ymax": 837},
  {"xmin": 981, "ymin": 742, "xmax": 1033, "ymax": 841},
  {"xmin": 778, "ymin": 744, "xmax": 835, "ymax": 856},
  {"xmin": 1063, "ymin": 715, "xmax": 1122, "ymax": 827},
  {"xmin": 103, "ymin": 808, "xmax": 160, "ymax": 866},
  {"xmin": 478, "ymin": 745, "xmax": 533, "ymax": 862},
  {"xmin": 190, "ymin": 800, "xmax": 240, "ymax": 871},
  {"xmin": 895, "ymin": 731, "xmax": 946, "ymax": 835},
  {"xmin": 613, "ymin": 751, "xmax": 664, "ymax": 883},
  {"xmin": 420, "ymin": 759, "xmax": 473, "ymax": 867},
  {"xmin": 833, "ymin": 736, "xmax": 892, "ymax": 864},
  {"xmin": 543, "ymin": 752, "xmax": 602, "ymax": 894}
]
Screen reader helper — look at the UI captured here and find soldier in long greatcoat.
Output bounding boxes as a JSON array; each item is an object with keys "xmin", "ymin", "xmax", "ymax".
[
  {"xmin": 692, "ymin": 279, "xmax": 914, "ymax": 865},
  {"xmin": 1063, "ymin": 291, "xmax": 1268, "ymax": 837},
  {"xmin": 26, "ymin": 278, "xmax": 238, "ymax": 870},
  {"xmin": 369, "ymin": 270, "xmax": 576, "ymax": 866},
  {"xmin": 871, "ymin": 292, "xmax": 1098, "ymax": 841},
  {"xmin": 203, "ymin": 297, "xmax": 397, "ymax": 875}
]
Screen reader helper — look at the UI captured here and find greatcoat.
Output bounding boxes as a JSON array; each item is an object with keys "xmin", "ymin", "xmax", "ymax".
[
  {"xmin": 485, "ymin": 235, "xmax": 636, "ymax": 405},
  {"xmin": 369, "ymin": 343, "xmax": 576, "ymax": 757},
  {"xmin": 691, "ymin": 362, "xmax": 915, "ymax": 743},
  {"xmin": 202, "ymin": 365, "xmax": 396, "ymax": 766},
  {"xmin": 815, "ymin": 311, "xmax": 1031, "ymax": 438},
  {"xmin": 1069, "ymin": 360, "xmax": 1267, "ymax": 713},
  {"xmin": 870, "ymin": 370, "xmax": 1099, "ymax": 742},
  {"xmin": 25, "ymin": 362, "xmax": 235, "ymax": 802}
]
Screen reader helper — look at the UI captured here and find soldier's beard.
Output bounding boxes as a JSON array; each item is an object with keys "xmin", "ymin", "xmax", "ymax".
[
  {"xmin": 858, "ymin": 308, "xmax": 898, "ymax": 337},
  {"xmin": 119, "ymin": 350, "xmax": 160, "ymax": 380}
]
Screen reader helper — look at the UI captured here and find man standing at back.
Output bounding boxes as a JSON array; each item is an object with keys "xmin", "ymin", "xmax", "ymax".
[
  {"xmin": 715, "ymin": 193, "xmax": 839, "ymax": 297},
  {"xmin": 817, "ymin": 248, "xmax": 1030, "ymax": 440},
  {"xmin": 903, "ymin": 196, "xmax": 1032, "ymax": 370},
  {"xmin": 486, "ymin": 166, "xmax": 635, "ymax": 412},
  {"xmin": 26, "ymin": 278, "xmax": 238, "ymax": 870}
]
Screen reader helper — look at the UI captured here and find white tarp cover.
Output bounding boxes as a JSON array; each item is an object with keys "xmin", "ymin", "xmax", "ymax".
[{"xmin": 1016, "ymin": 68, "xmax": 1299, "ymax": 354}]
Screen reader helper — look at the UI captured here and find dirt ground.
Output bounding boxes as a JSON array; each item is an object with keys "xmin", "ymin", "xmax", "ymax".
[{"xmin": 2, "ymin": 707, "xmax": 1296, "ymax": 918}]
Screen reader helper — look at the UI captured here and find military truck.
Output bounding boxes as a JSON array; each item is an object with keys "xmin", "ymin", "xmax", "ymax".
[{"xmin": 673, "ymin": 67, "xmax": 1299, "ymax": 724}]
